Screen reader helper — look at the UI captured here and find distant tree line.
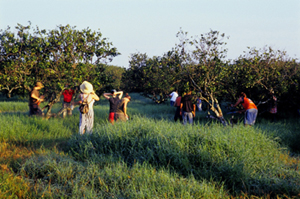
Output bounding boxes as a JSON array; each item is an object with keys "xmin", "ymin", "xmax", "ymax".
[
  {"xmin": 1, "ymin": 23, "xmax": 299, "ymax": 119},
  {"xmin": 122, "ymin": 29, "xmax": 300, "ymax": 118}
]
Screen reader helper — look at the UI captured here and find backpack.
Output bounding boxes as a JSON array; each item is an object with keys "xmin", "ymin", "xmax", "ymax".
[{"xmin": 79, "ymin": 94, "xmax": 90, "ymax": 114}]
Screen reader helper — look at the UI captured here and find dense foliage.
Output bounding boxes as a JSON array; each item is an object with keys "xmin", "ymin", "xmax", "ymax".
[
  {"xmin": 0, "ymin": 22, "xmax": 119, "ymax": 116},
  {"xmin": 123, "ymin": 29, "xmax": 300, "ymax": 118}
]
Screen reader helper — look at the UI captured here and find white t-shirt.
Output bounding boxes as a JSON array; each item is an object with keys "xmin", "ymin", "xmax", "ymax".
[{"xmin": 170, "ymin": 91, "xmax": 178, "ymax": 102}]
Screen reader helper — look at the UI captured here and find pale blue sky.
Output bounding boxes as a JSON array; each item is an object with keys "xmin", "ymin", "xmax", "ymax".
[{"xmin": 1, "ymin": 0, "xmax": 299, "ymax": 67}]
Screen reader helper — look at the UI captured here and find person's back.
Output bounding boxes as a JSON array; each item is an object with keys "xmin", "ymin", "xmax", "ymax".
[
  {"xmin": 182, "ymin": 94, "xmax": 193, "ymax": 112},
  {"xmin": 80, "ymin": 93, "xmax": 95, "ymax": 110},
  {"xmin": 180, "ymin": 92, "xmax": 196, "ymax": 125},
  {"xmin": 109, "ymin": 97, "xmax": 120, "ymax": 113},
  {"xmin": 241, "ymin": 97, "xmax": 257, "ymax": 110},
  {"xmin": 103, "ymin": 90, "xmax": 123, "ymax": 124},
  {"xmin": 116, "ymin": 98, "xmax": 126, "ymax": 114}
]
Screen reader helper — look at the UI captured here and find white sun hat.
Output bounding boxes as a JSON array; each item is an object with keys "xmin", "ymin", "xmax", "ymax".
[{"xmin": 80, "ymin": 81, "xmax": 94, "ymax": 94}]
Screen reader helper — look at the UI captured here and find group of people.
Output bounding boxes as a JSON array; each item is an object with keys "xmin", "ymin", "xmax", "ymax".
[
  {"xmin": 170, "ymin": 90, "xmax": 198, "ymax": 125},
  {"xmin": 29, "ymin": 81, "xmax": 278, "ymax": 135},
  {"xmin": 75, "ymin": 81, "xmax": 131, "ymax": 135},
  {"xmin": 169, "ymin": 90, "xmax": 277, "ymax": 126},
  {"xmin": 28, "ymin": 81, "xmax": 131, "ymax": 135}
]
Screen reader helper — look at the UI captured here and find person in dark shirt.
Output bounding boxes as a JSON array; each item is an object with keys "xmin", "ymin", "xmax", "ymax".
[
  {"xmin": 103, "ymin": 89, "xmax": 123, "ymax": 125},
  {"xmin": 29, "ymin": 82, "xmax": 44, "ymax": 116},
  {"xmin": 180, "ymin": 91, "xmax": 196, "ymax": 125}
]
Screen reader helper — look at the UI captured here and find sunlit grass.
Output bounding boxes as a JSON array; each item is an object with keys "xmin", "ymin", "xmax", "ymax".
[{"xmin": 0, "ymin": 93, "xmax": 300, "ymax": 198}]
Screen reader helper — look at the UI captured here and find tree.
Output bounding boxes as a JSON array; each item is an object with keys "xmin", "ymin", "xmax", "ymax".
[
  {"xmin": 101, "ymin": 65, "xmax": 125, "ymax": 92},
  {"xmin": 124, "ymin": 51, "xmax": 182, "ymax": 104},
  {"xmin": 186, "ymin": 30, "xmax": 229, "ymax": 123},
  {"xmin": 0, "ymin": 22, "xmax": 120, "ymax": 117},
  {"xmin": 226, "ymin": 46, "xmax": 299, "ymax": 112}
]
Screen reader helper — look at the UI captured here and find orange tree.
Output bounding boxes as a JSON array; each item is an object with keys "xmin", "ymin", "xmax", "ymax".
[
  {"xmin": 0, "ymin": 22, "xmax": 119, "ymax": 116},
  {"xmin": 225, "ymin": 47, "xmax": 299, "ymax": 113},
  {"xmin": 183, "ymin": 30, "xmax": 230, "ymax": 123},
  {"xmin": 123, "ymin": 50, "xmax": 182, "ymax": 104}
]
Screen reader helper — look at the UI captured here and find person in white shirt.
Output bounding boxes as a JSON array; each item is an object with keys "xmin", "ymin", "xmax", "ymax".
[{"xmin": 169, "ymin": 90, "xmax": 178, "ymax": 106}]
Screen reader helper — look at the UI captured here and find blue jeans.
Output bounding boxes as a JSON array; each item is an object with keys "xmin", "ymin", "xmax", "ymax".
[
  {"xmin": 170, "ymin": 101, "xmax": 175, "ymax": 106},
  {"xmin": 182, "ymin": 111, "xmax": 193, "ymax": 125},
  {"xmin": 244, "ymin": 108, "xmax": 258, "ymax": 125}
]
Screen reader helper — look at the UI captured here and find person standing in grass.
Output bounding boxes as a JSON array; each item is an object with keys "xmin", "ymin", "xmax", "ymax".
[
  {"xmin": 180, "ymin": 91, "xmax": 196, "ymax": 125},
  {"xmin": 169, "ymin": 90, "xmax": 178, "ymax": 106},
  {"xmin": 103, "ymin": 89, "xmax": 123, "ymax": 125},
  {"xmin": 115, "ymin": 93, "xmax": 131, "ymax": 122},
  {"xmin": 29, "ymin": 81, "xmax": 44, "ymax": 116},
  {"xmin": 231, "ymin": 92, "xmax": 258, "ymax": 126},
  {"xmin": 174, "ymin": 92, "xmax": 184, "ymax": 122},
  {"xmin": 260, "ymin": 89, "xmax": 278, "ymax": 122},
  {"xmin": 62, "ymin": 84, "xmax": 75, "ymax": 118},
  {"xmin": 196, "ymin": 95, "xmax": 202, "ymax": 111},
  {"xmin": 74, "ymin": 81, "xmax": 99, "ymax": 135}
]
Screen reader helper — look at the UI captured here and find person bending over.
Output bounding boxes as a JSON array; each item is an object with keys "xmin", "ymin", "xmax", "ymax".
[{"xmin": 231, "ymin": 92, "xmax": 258, "ymax": 126}]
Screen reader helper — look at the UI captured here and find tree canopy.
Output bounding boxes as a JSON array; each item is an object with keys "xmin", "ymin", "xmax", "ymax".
[{"xmin": 0, "ymin": 22, "xmax": 120, "ymax": 116}]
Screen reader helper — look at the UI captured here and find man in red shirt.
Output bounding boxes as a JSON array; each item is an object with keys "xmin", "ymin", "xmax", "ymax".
[
  {"xmin": 174, "ymin": 93, "xmax": 184, "ymax": 122},
  {"xmin": 62, "ymin": 85, "xmax": 75, "ymax": 118}
]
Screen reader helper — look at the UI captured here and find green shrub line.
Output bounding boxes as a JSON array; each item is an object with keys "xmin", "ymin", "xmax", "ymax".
[{"xmin": 1, "ymin": 94, "xmax": 300, "ymax": 198}]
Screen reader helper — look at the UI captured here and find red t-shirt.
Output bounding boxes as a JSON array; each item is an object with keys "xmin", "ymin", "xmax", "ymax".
[{"xmin": 62, "ymin": 89, "xmax": 74, "ymax": 103}]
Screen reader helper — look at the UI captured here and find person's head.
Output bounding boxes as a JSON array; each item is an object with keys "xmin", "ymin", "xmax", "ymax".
[
  {"xmin": 35, "ymin": 82, "xmax": 44, "ymax": 90},
  {"xmin": 80, "ymin": 81, "xmax": 94, "ymax": 94},
  {"xmin": 240, "ymin": 92, "xmax": 247, "ymax": 98},
  {"xmin": 124, "ymin": 93, "xmax": 131, "ymax": 102}
]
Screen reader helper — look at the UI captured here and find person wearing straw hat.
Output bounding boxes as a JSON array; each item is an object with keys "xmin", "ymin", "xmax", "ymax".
[
  {"xmin": 29, "ymin": 81, "xmax": 45, "ymax": 116},
  {"xmin": 103, "ymin": 89, "xmax": 123, "ymax": 125},
  {"xmin": 74, "ymin": 81, "xmax": 99, "ymax": 135}
]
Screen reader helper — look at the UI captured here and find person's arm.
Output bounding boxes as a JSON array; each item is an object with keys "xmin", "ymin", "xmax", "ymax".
[
  {"xmin": 31, "ymin": 91, "xmax": 44, "ymax": 102},
  {"xmin": 116, "ymin": 91, "xmax": 123, "ymax": 99},
  {"xmin": 73, "ymin": 94, "xmax": 82, "ymax": 105},
  {"xmin": 231, "ymin": 97, "xmax": 243, "ymax": 107},
  {"xmin": 91, "ymin": 92, "xmax": 100, "ymax": 101},
  {"xmin": 180, "ymin": 103, "xmax": 183, "ymax": 115},
  {"xmin": 192, "ymin": 104, "xmax": 196, "ymax": 117},
  {"xmin": 103, "ymin": 93, "xmax": 112, "ymax": 100},
  {"xmin": 123, "ymin": 100, "xmax": 129, "ymax": 117}
]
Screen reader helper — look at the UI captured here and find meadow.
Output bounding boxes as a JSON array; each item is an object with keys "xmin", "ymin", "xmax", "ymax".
[{"xmin": 0, "ymin": 93, "xmax": 300, "ymax": 198}]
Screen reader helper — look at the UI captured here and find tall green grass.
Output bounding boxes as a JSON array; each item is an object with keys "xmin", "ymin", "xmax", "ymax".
[
  {"xmin": 1, "ymin": 93, "xmax": 300, "ymax": 198},
  {"xmin": 67, "ymin": 116, "xmax": 300, "ymax": 197}
]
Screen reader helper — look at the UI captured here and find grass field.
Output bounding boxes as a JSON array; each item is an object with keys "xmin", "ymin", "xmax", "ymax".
[{"xmin": 0, "ymin": 93, "xmax": 300, "ymax": 198}]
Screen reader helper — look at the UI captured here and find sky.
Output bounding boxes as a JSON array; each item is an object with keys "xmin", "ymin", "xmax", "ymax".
[{"xmin": 1, "ymin": 0, "xmax": 299, "ymax": 68}]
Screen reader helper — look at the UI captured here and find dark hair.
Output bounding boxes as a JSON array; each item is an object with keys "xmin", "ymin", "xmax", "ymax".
[
  {"xmin": 240, "ymin": 92, "xmax": 246, "ymax": 98},
  {"xmin": 125, "ymin": 93, "xmax": 131, "ymax": 101}
]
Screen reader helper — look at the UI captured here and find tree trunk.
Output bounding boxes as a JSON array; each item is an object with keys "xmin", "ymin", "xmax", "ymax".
[{"xmin": 42, "ymin": 90, "xmax": 64, "ymax": 119}]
